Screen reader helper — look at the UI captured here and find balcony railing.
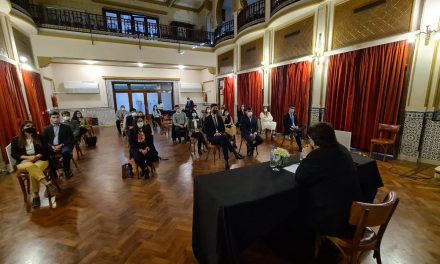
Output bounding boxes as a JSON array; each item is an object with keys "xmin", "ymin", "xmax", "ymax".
[
  {"xmin": 237, "ymin": 0, "xmax": 265, "ymax": 33},
  {"xmin": 214, "ymin": 20, "xmax": 234, "ymax": 45},
  {"xmin": 12, "ymin": 1, "xmax": 214, "ymax": 46},
  {"xmin": 270, "ymin": 0, "xmax": 302, "ymax": 16}
]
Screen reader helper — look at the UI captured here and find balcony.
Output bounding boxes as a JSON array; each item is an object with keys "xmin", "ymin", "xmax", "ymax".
[
  {"xmin": 214, "ymin": 20, "xmax": 234, "ymax": 46},
  {"xmin": 237, "ymin": 0, "xmax": 265, "ymax": 33},
  {"xmin": 11, "ymin": 1, "xmax": 214, "ymax": 47},
  {"xmin": 270, "ymin": 0, "xmax": 303, "ymax": 17}
]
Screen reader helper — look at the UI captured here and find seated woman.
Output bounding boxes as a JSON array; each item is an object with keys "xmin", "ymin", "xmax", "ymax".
[
  {"xmin": 152, "ymin": 105, "xmax": 162, "ymax": 128},
  {"xmin": 11, "ymin": 121, "xmax": 58, "ymax": 208},
  {"xmin": 129, "ymin": 115, "xmax": 159, "ymax": 179},
  {"xmin": 260, "ymin": 106, "xmax": 276, "ymax": 137},
  {"xmin": 72, "ymin": 110, "xmax": 94, "ymax": 137},
  {"xmin": 223, "ymin": 109, "xmax": 237, "ymax": 148},
  {"xmin": 201, "ymin": 106, "xmax": 211, "ymax": 131},
  {"xmin": 295, "ymin": 122, "xmax": 362, "ymax": 238},
  {"xmin": 188, "ymin": 110, "xmax": 208, "ymax": 155}
]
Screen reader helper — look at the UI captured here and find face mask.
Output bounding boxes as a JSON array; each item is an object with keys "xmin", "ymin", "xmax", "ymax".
[
  {"xmin": 176, "ymin": 109, "xmax": 181, "ymax": 113},
  {"xmin": 263, "ymin": 108, "xmax": 267, "ymax": 112},
  {"xmin": 207, "ymin": 109, "xmax": 211, "ymax": 113},
  {"xmin": 289, "ymin": 109, "xmax": 295, "ymax": 114},
  {"xmin": 225, "ymin": 112, "xmax": 229, "ymax": 116},
  {"xmin": 63, "ymin": 116, "xmax": 70, "ymax": 121},
  {"xmin": 121, "ymin": 108, "xmax": 125, "ymax": 111},
  {"xmin": 194, "ymin": 107, "xmax": 197, "ymax": 110},
  {"xmin": 192, "ymin": 113, "xmax": 197, "ymax": 117},
  {"xmin": 247, "ymin": 112, "xmax": 253, "ymax": 117},
  {"xmin": 212, "ymin": 110, "xmax": 218, "ymax": 116},
  {"xmin": 137, "ymin": 122, "xmax": 144, "ymax": 128},
  {"xmin": 241, "ymin": 107, "xmax": 244, "ymax": 110},
  {"xmin": 24, "ymin": 127, "xmax": 36, "ymax": 134}
]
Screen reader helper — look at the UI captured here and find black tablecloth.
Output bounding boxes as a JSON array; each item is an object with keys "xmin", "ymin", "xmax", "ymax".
[{"xmin": 192, "ymin": 154, "xmax": 383, "ymax": 264}]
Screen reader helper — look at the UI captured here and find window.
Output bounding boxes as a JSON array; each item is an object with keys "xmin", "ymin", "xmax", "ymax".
[{"xmin": 104, "ymin": 9, "xmax": 158, "ymax": 35}]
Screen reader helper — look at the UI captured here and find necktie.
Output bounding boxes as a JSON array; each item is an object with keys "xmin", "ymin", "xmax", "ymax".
[{"xmin": 214, "ymin": 117, "xmax": 218, "ymax": 129}]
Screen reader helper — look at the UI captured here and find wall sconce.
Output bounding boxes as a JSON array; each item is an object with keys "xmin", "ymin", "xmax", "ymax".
[{"xmin": 418, "ymin": 24, "xmax": 440, "ymax": 45}]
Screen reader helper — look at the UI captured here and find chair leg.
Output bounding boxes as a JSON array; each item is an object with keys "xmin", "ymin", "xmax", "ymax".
[
  {"xmin": 383, "ymin": 145, "xmax": 388, "ymax": 162},
  {"xmin": 17, "ymin": 177, "xmax": 27, "ymax": 203},
  {"xmin": 373, "ymin": 249, "xmax": 382, "ymax": 264},
  {"xmin": 281, "ymin": 136, "xmax": 285, "ymax": 147},
  {"xmin": 238, "ymin": 137, "xmax": 243, "ymax": 153},
  {"xmin": 369, "ymin": 143, "xmax": 374, "ymax": 158},
  {"xmin": 71, "ymin": 157, "xmax": 79, "ymax": 169}
]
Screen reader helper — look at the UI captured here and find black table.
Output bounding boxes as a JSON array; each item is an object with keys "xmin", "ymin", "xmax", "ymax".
[{"xmin": 192, "ymin": 154, "xmax": 383, "ymax": 264}]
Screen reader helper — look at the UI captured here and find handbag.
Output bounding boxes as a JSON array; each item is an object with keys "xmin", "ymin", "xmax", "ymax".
[{"xmin": 121, "ymin": 163, "xmax": 133, "ymax": 179}]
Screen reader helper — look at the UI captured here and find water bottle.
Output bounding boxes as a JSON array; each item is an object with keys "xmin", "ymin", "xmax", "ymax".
[{"xmin": 269, "ymin": 146, "xmax": 276, "ymax": 168}]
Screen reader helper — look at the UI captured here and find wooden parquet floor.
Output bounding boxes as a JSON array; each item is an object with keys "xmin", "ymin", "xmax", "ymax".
[{"xmin": 0, "ymin": 126, "xmax": 439, "ymax": 264}]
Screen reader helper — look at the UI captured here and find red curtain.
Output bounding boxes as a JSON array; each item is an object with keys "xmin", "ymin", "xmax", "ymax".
[
  {"xmin": 325, "ymin": 41, "xmax": 409, "ymax": 150},
  {"xmin": 223, "ymin": 76, "xmax": 235, "ymax": 118},
  {"xmin": 22, "ymin": 70, "xmax": 49, "ymax": 133},
  {"xmin": 0, "ymin": 60, "xmax": 29, "ymax": 159},
  {"xmin": 270, "ymin": 61, "xmax": 312, "ymax": 132},
  {"xmin": 237, "ymin": 71, "xmax": 263, "ymax": 117}
]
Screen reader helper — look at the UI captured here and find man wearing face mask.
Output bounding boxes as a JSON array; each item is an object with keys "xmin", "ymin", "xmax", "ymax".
[
  {"xmin": 204, "ymin": 109, "xmax": 244, "ymax": 170},
  {"xmin": 43, "ymin": 111, "xmax": 74, "ymax": 178},
  {"xmin": 115, "ymin": 105, "xmax": 127, "ymax": 135},
  {"xmin": 240, "ymin": 107, "xmax": 263, "ymax": 156},
  {"xmin": 61, "ymin": 111, "xmax": 80, "ymax": 144},
  {"xmin": 188, "ymin": 110, "xmax": 208, "ymax": 155},
  {"xmin": 122, "ymin": 107, "xmax": 137, "ymax": 136},
  {"xmin": 172, "ymin": 105, "xmax": 188, "ymax": 143},
  {"xmin": 283, "ymin": 105, "xmax": 303, "ymax": 152}
]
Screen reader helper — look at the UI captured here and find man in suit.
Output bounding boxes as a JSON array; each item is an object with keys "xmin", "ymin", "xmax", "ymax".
[
  {"xmin": 43, "ymin": 110, "xmax": 74, "ymax": 178},
  {"xmin": 204, "ymin": 109, "xmax": 243, "ymax": 170},
  {"xmin": 283, "ymin": 105, "xmax": 303, "ymax": 152},
  {"xmin": 240, "ymin": 107, "xmax": 263, "ymax": 156},
  {"xmin": 185, "ymin": 97, "xmax": 194, "ymax": 116}
]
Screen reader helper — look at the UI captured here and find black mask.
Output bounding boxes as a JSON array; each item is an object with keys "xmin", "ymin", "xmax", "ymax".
[{"xmin": 24, "ymin": 127, "xmax": 36, "ymax": 134}]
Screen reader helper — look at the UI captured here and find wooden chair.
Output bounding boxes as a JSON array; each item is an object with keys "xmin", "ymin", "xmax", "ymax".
[
  {"xmin": 370, "ymin": 124, "xmax": 401, "ymax": 161},
  {"xmin": 316, "ymin": 191, "xmax": 399, "ymax": 264},
  {"xmin": 205, "ymin": 142, "xmax": 221, "ymax": 162},
  {"xmin": 5, "ymin": 144, "xmax": 61, "ymax": 207},
  {"xmin": 160, "ymin": 115, "xmax": 172, "ymax": 136},
  {"xmin": 280, "ymin": 126, "xmax": 305, "ymax": 151}
]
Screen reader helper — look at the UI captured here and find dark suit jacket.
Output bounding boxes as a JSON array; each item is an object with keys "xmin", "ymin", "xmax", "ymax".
[
  {"xmin": 185, "ymin": 100, "xmax": 194, "ymax": 111},
  {"xmin": 204, "ymin": 115, "xmax": 225, "ymax": 138},
  {"xmin": 294, "ymin": 144, "xmax": 362, "ymax": 237},
  {"xmin": 236, "ymin": 110, "xmax": 245, "ymax": 126},
  {"xmin": 128, "ymin": 124, "xmax": 154, "ymax": 150},
  {"xmin": 42, "ymin": 124, "xmax": 74, "ymax": 151},
  {"xmin": 11, "ymin": 135, "xmax": 47, "ymax": 162},
  {"xmin": 240, "ymin": 116, "xmax": 259, "ymax": 135},
  {"xmin": 283, "ymin": 113, "xmax": 302, "ymax": 135}
]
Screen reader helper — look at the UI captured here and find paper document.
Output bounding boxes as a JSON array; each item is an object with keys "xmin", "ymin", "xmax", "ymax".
[{"xmin": 283, "ymin": 163, "xmax": 300, "ymax": 173}]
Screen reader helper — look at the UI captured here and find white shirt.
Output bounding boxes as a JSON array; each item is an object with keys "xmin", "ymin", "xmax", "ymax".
[{"xmin": 25, "ymin": 139, "xmax": 35, "ymax": 155}]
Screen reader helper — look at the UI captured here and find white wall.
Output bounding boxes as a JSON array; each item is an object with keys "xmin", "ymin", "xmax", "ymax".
[{"xmin": 41, "ymin": 63, "xmax": 214, "ymax": 109}]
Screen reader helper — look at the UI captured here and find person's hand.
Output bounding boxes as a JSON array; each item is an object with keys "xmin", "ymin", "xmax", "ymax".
[
  {"xmin": 32, "ymin": 155, "xmax": 41, "ymax": 162},
  {"xmin": 214, "ymin": 132, "xmax": 222, "ymax": 136}
]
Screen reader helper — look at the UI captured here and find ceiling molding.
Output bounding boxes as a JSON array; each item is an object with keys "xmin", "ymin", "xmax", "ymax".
[
  {"xmin": 92, "ymin": 0, "xmax": 168, "ymax": 15},
  {"xmin": 102, "ymin": 76, "xmax": 180, "ymax": 80}
]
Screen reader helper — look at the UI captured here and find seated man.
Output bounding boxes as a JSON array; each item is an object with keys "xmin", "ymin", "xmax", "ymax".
[
  {"xmin": 61, "ymin": 111, "xmax": 80, "ymax": 144},
  {"xmin": 172, "ymin": 105, "xmax": 188, "ymax": 143},
  {"xmin": 43, "ymin": 110, "xmax": 74, "ymax": 178},
  {"xmin": 188, "ymin": 110, "xmax": 208, "ymax": 155},
  {"xmin": 240, "ymin": 107, "xmax": 263, "ymax": 156},
  {"xmin": 204, "ymin": 109, "xmax": 243, "ymax": 170},
  {"xmin": 122, "ymin": 108, "xmax": 137, "ymax": 135},
  {"xmin": 283, "ymin": 105, "xmax": 304, "ymax": 152}
]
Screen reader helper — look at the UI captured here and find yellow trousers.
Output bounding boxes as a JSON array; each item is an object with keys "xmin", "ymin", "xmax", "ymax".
[{"xmin": 16, "ymin": 160, "xmax": 49, "ymax": 193}]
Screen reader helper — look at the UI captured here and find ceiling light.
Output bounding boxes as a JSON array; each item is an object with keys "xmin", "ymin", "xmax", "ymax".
[
  {"xmin": 19, "ymin": 56, "xmax": 28, "ymax": 63},
  {"xmin": 85, "ymin": 60, "xmax": 96, "ymax": 65},
  {"xmin": 178, "ymin": 65, "xmax": 185, "ymax": 69},
  {"xmin": 137, "ymin": 63, "xmax": 144, "ymax": 67}
]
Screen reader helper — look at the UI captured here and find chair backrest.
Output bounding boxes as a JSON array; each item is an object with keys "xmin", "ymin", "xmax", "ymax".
[
  {"xmin": 5, "ymin": 143, "xmax": 17, "ymax": 173},
  {"xmin": 349, "ymin": 191, "xmax": 399, "ymax": 248},
  {"xmin": 377, "ymin": 124, "xmax": 401, "ymax": 143}
]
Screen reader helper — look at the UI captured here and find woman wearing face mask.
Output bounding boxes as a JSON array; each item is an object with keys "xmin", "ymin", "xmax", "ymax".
[
  {"xmin": 260, "ymin": 106, "xmax": 277, "ymax": 138},
  {"xmin": 129, "ymin": 115, "xmax": 158, "ymax": 179},
  {"xmin": 236, "ymin": 105, "xmax": 246, "ymax": 129},
  {"xmin": 201, "ymin": 107, "xmax": 211, "ymax": 132},
  {"xmin": 72, "ymin": 110, "xmax": 91, "ymax": 137},
  {"xmin": 188, "ymin": 110, "xmax": 208, "ymax": 155},
  {"xmin": 223, "ymin": 109, "xmax": 237, "ymax": 148},
  {"xmin": 11, "ymin": 121, "xmax": 58, "ymax": 208}
]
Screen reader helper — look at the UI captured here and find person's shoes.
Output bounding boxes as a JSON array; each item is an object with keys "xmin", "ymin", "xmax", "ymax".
[
  {"xmin": 198, "ymin": 149, "xmax": 203, "ymax": 155},
  {"xmin": 234, "ymin": 152, "xmax": 244, "ymax": 159},
  {"xmin": 44, "ymin": 182, "xmax": 59, "ymax": 198},
  {"xmin": 142, "ymin": 168, "xmax": 150, "ymax": 179},
  {"xmin": 247, "ymin": 147, "xmax": 254, "ymax": 157},
  {"xmin": 32, "ymin": 197, "xmax": 41, "ymax": 208}
]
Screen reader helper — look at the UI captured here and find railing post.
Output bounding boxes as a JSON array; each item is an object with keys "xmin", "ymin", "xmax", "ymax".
[{"xmin": 265, "ymin": 0, "xmax": 271, "ymax": 21}]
